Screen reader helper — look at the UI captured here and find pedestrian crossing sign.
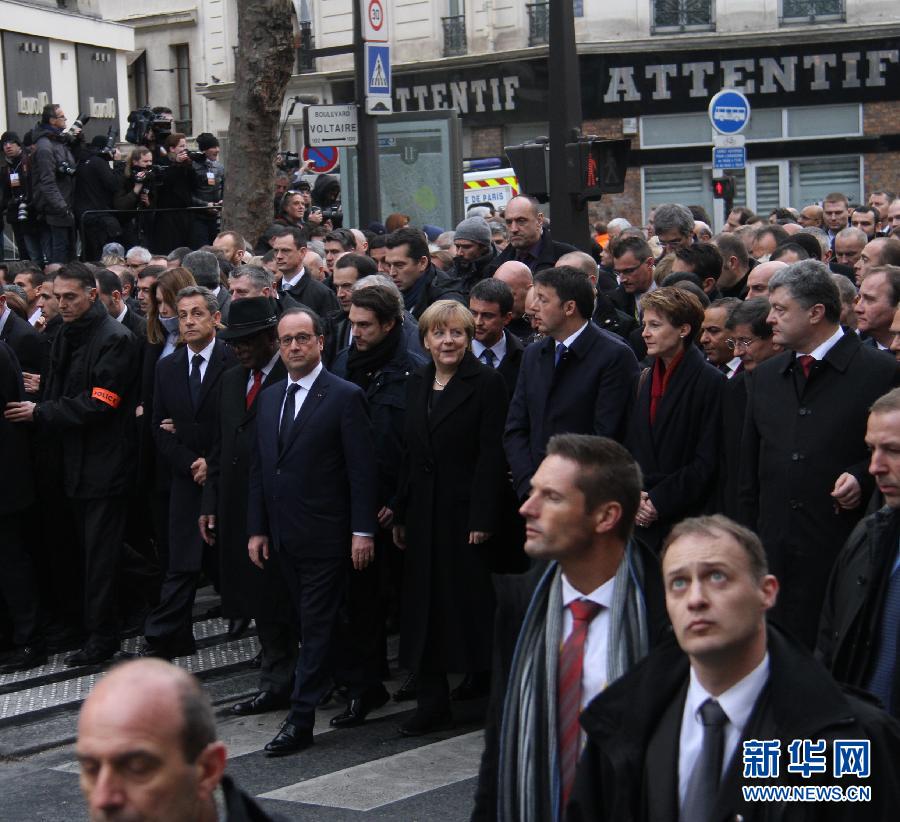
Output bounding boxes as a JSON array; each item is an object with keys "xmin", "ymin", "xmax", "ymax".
[{"xmin": 365, "ymin": 43, "xmax": 392, "ymax": 115}]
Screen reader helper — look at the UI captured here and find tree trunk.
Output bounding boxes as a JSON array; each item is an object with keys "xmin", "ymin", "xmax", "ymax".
[{"xmin": 221, "ymin": 0, "xmax": 295, "ymax": 247}]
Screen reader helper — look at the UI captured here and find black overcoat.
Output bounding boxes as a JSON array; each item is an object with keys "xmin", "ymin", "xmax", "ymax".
[
  {"xmin": 624, "ymin": 344, "xmax": 725, "ymax": 550},
  {"xmin": 396, "ymin": 351, "xmax": 509, "ymax": 672},
  {"xmin": 738, "ymin": 333, "xmax": 899, "ymax": 647}
]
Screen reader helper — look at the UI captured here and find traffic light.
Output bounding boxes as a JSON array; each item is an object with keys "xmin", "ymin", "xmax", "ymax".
[
  {"xmin": 565, "ymin": 139, "xmax": 631, "ymax": 202},
  {"xmin": 504, "ymin": 142, "xmax": 549, "ymax": 203},
  {"xmin": 713, "ymin": 176, "xmax": 736, "ymax": 200}
]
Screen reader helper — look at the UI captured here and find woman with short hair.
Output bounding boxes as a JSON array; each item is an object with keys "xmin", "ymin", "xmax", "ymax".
[{"xmin": 625, "ymin": 286, "xmax": 725, "ymax": 551}]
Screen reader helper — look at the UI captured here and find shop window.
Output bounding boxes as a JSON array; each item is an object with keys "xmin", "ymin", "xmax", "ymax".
[
  {"xmin": 651, "ymin": 0, "xmax": 714, "ymax": 34},
  {"xmin": 786, "ymin": 104, "xmax": 860, "ymax": 138},
  {"xmin": 643, "ymin": 164, "xmax": 714, "ymax": 217},
  {"xmin": 780, "ymin": 0, "xmax": 845, "ymax": 24},
  {"xmin": 790, "ymin": 156, "xmax": 861, "ymax": 206}
]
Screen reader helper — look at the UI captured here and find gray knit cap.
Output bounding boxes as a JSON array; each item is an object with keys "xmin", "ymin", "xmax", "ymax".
[{"xmin": 453, "ymin": 216, "xmax": 492, "ymax": 247}]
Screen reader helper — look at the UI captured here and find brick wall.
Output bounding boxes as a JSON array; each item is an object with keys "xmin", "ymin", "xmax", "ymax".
[
  {"xmin": 582, "ymin": 117, "xmax": 643, "ymax": 225},
  {"xmin": 861, "ymin": 102, "xmax": 899, "ymax": 198},
  {"xmin": 469, "ymin": 126, "xmax": 503, "ymax": 157}
]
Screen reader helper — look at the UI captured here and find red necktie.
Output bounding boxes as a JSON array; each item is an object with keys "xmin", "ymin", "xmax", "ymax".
[
  {"xmin": 558, "ymin": 598, "xmax": 602, "ymax": 813},
  {"xmin": 246, "ymin": 370, "xmax": 263, "ymax": 409},
  {"xmin": 797, "ymin": 354, "xmax": 815, "ymax": 378}
]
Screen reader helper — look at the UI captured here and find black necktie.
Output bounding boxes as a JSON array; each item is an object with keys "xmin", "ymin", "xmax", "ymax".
[
  {"xmin": 189, "ymin": 354, "xmax": 204, "ymax": 408},
  {"xmin": 482, "ymin": 348, "xmax": 496, "ymax": 368},
  {"xmin": 278, "ymin": 383, "xmax": 300, "ymax": 452},
  {"xmin": 681, "ymin": 698, "xmax": 728, "ymax": 822}
]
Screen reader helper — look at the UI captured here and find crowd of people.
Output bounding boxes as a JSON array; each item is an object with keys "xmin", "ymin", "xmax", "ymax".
[{"xmin": 3, "ymin": 134, "xmax": 900, "ymax": 819}]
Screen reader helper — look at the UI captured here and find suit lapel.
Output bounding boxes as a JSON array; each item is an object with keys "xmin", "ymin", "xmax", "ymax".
[
  {"xmin": 428, "ymin": 354, "xmax": 478, "ymax": 431},
  {"xmin": 643, "ymin": 681, "xmax": 686, "ymax": 821},
  {"xmin": 650, "ymin": 348, "xmax": 700, "ymax": 445},
  {"xmin": 195, "ymin": 340, "xmax": 226, "ymax": 412},
  {"xmin": 281, "ymin": 370, "xmax": 329, "ymax": 456},
  {"xmin": 241, "ymin": 359, "xmax": 286, "ymax": 424}
]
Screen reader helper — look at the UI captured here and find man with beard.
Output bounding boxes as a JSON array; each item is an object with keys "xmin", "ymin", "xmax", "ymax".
[{"xmin": 450, "ymin": 216, "xmax": 498, "ymax": 295}]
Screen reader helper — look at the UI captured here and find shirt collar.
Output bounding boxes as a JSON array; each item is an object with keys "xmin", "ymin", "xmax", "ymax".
[
  {"xmin": 559, "ymin": 321, "xmax": 589, "ymax": 350},
  {"xmin": 560, "ymin": 571, "xmax": 616, "ymax": 610},
  {"xmin": 725, "ymin": 356, "xmax": 742, "ymax": 376},
  {"xmin": 190, "ymin": 337, "xmax": 217, "ymax": 363},
  {"xmin": 288, "ymin": 360, "xmax": 323, "ymax": 391},
  {"xmin": 28, "ymin": 306, "xmax": 43, "ymax": 325},
  {"xmin": 116, "ymin": 305, "xmax": 128, "ymax": 323},
  {"xmin": 0, "ymin": 305, "xmax": 10, "ymax": 335},
  {"xmin": 283, "ymin": 267, "xmax": 306, "ymax": 289},
  {"xmin": 260, "ymin": 351, "xmax": 281, "ymax": 378},
  {"xmin": 686, "ymin": 652, "xmax": 769, "ymax": 734},
  {"xmin": 800, "ymin": 325, "xmax": 844, "ymax": 361},
  {"xmin": 472, "ymin": 333, "xmax": 507, "ymax": 361}
]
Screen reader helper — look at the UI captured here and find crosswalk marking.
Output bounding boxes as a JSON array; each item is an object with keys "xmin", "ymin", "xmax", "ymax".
[{"xmin": 258, "ymin": 730, "xmax": 484, "ymax": 811}]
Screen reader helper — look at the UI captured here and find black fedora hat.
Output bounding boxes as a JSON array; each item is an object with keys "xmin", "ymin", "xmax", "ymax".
[{"xmin": 218, "ymin": 296, "xmax": 279, "ymax": 341}]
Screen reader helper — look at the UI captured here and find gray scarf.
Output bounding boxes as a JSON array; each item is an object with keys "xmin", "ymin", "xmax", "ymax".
[{"xmin": 497, "ymin": 542, "xmax": 650, "ymax": 822}]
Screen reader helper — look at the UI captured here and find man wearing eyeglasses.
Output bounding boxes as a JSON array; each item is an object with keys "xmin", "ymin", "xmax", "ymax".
[
  {"xmin": 31, "ymin": 103, "xmax": 77, "ymax": 263},
  {"xmin": 248, "ymin": 307, "xmax": 377, "ymax": 756},
  {"xmin": 651, "ymin": 203, "xmax": 695, "ymax": 259},
  {"xmin": 700, "ymin": 298, "xmax": 742, "ymax": 377},
  {"xmin": 608, "ymin": 234, "xmax": 657, "ymax": 322}
]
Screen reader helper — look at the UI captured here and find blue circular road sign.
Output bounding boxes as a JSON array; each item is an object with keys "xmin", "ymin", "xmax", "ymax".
[
  {"xmin": 708, "ymin": 89, "xmax": 751, "ymax": 135},
  {"xmin": 302, "ymin": 145, "xmax": 340, "ymax": 174}
]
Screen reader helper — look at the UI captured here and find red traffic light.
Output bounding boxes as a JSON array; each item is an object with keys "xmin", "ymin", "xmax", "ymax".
[{"xmin": 713, "ymin": 177, "xmax": 735, "ymax": 200}]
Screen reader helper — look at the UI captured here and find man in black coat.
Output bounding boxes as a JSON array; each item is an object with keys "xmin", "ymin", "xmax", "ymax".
[
  {"xmin": 200, "ymin": 297, "xmax": 299, "ymax": 716},
  {"xmin": 385, "ymin": 226, "xmax": 465, "ymax": 318},
  {"xmin": 0, "ymin": 341, "xmax": 46, "ymax": 672},
  {"xmin": 323, "ymin": 252, "xmax": 377, "ymax": 366},
  {"xmin": 484, "ymin": 195, "xmax": 576, "ymax": 277},
  {"xmin": 739, "ymin": 260, "xmax": 900, "ymax": 648},
  {"xmin": 469, "ymin": 277, "xmax": 523, "ymax": 397},
  {"xmin": 568, "ymin": 515, "xmax": 900, "ymax": 822},
  {"xmin": 606, "ymin": 234, "xmax": 657, "ymax": 322},
  {"xmin": 248, "ymin": 307, "xmax": 377, "ymax": 756},
  {"xmin": 817, "ymin": 388, "xmax": 900, "ymax": 717},
  {"xmin": 504, "ymin": 266, "xmax": 639, "ymax": 501},
  {"xmin": 140, "ymin": 286, "xmax": 237, "ymax": 659},
  {"xmin": 472, "ymin": 435, "xmax": 668, "ymax": 822},
  {"xmin": 0, "ymin": 288, "xmax": 48, "ymax": 398},
  {"xmin": 271, "ymin": 226, "xmax": 340, "ymax": 318},
  {"xmin": 5, "ymin": 262, "xmax": 139, "ymax": 666},
  {"xmin": 449, "ymin": 216, "xmax": 499, "ymax": 295},
  {"xmin": 74, "ymin": 137, "xmax": 122, "ymax": 263}
]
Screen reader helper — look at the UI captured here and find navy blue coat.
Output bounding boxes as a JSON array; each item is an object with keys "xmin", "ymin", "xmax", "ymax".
[
  {"xmin": 503, "ymin": 321, "xmax": 639, "ymax": 499},
  {"xmin": 248, "ymin": 367, "xmax": 376, "ymax": 556}
]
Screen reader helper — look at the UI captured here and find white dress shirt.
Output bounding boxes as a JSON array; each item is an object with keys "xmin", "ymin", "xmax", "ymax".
[
  {"xmin": 678, "ymin": 653, "xmax": 770, "ymax": 806},
  {"xmin": 116, "ymin": 305, "xmax": 128, "ymax": 323},
  {"xmin": 246, "ymin": 352, "xmax": 281, "ymax": 395},
  {"xmin": 282, "ymin": 267, "xmax": 306, "ymax": 290},
  {"xmin": 560, "ymin": 572, "xmax": 616, "ymax": 709},
  {"xmin": 724, "ymin": 356, "xmax": 742, "ymax": 378},
  {"xmin": 27, "ymin": 306, "xmax": 42, "ymax": 326},
  {"xmin": 0, "ymin": 305, "xmax": 10, "ymax": 336},
  {"xmin": 186, "ymin": 338, "xmax": 217, "ymax": 383},
  {"xmin": 472, "ymin": 333, "xmax": 508, "ymax": 367},
  {"xmin": 799, "ymin": 325, "xmax": 844, "ymax": 361},
  {"xmin": 557, "ymin": 321, "xmax": 589, "ymax": 352},
  {"xmin": 279, "ymin": 361, "xmax": 322, "ymax": 423}
]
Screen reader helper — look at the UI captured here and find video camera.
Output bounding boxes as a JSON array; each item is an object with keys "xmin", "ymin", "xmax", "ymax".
[
  {"xmin": 126, "ymin": 108, "xmax": 174, "ymax": 146},
  {"xmin": 277, "ymin": 151, "xmax": 302, "ymax": 171}
]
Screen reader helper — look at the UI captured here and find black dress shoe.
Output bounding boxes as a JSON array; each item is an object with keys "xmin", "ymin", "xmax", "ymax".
[
  {"xmin": 392, "ymin": 671, "xmax": 418, "ymax": 702},
  {"xmin": 264, "ymin": 721, "xmax": 313, "ymax": 757},
  {"xmin": 398, "ymin": 709, "xmax": 453, "ymax": 737},
  {"xmin": 0, "ymin": 645, "xmax": 48, "ymax": 674},
  {"xmin": 64, "ymin": 640, "xmax": 118, "ymax": 668},
  {"xmin": 330, "ymin": 686, "xmax": 390, "ymax": 728},
  {"xmin": 231, "ymin": 691, "xmax": 290, "ymax": 716},
  {"xmin": 451, "ymin": 672, "xmax": 490, "ymax": 701},
  {"xmin": 227, "ymin": 618, "xmax": 251, "ymax": 639}
]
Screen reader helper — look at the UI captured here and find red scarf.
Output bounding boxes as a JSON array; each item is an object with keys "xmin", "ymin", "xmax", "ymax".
[{"xmin": 649, "ymin": 348, "xmax": 685, "ymax": 425}]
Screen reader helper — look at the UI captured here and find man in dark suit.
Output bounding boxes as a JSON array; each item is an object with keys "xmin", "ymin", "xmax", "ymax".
[
  {"xmin": 140, "ymin": 285, "xmax": 237, "ymax": 659},
  {"xmin": 606, "ymin": 234, "xmax": 657, "ymax": 321},
  {"xmin": 484, "ymin": 195, "xmax": 576, "ymax": 277},
  {"xmin": 384, "ymin": 226, "xmax": 464, "ymax": 318},
  {"xmin": 739, "ymin": 260, "xmax": 900, "ymax": 648},
  {"xmin": 248, "ymin": 307, "xmax": 377, "ymax": 756},
  {"xmin": 569, "ymin": 515, "xmax": 900, "ymax": 822},
  {"xmin": 271, "ymin": 227, "xmax": 340, "ymax": 318},
  {"xmin": 504, "ymin": 266, "xmax": 639, "ymax": 500},
  {"xmin": 95, "ymin": 268, "xmax": 147, "ymax": 339},
  {"xmin": 200, "ymin": 297, "xmax": 298, "ymax": 716},
  {"xmin": 0, "ymin": 289, "xmax": 48, "ymax": 398},
  {"xmin": 469, "ymin": 277, "xmax": 523, "ymax": 397},
  {"xmin": 854, "ymin": 264, "xmax": 900, "ymax": 351},
  {"xmin": 473, "ymin": 435, "xmax": 667, "ymax": 821}
]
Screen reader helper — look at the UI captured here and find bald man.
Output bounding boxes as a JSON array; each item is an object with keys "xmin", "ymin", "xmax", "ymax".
[
  {"xmin": 493, "ymin": 260, "xmax": 534, "ymax": 342},
  {"xmin": 745, "ymin": 259, "xmax": 788, "ymax": 298},
  {"xmin": 76, "ymin": 659, "xmax": 273, "ymax": 821}
]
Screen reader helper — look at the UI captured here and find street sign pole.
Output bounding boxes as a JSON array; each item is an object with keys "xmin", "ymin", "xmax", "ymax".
[
  {"xmin": 547, "ymin": 0, "xmax": 589, "ymax": 248},
  {"xmin": 354, "ymin": 0, "xmax": 380, "ymax": 226}
]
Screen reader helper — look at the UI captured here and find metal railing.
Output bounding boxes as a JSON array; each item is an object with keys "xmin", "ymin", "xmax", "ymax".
[
  {"xmin": 526, "ymin": 2, "xmax": 549, "ymax": 46},
  {"xmin": 441, "ymin": 15, "xmax": 467, "ymax": 57}
]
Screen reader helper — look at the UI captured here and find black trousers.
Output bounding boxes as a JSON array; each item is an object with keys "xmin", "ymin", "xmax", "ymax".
[
  {"xmin": 73, "ymin": 495, "xmax": 126, "ymax": 642},
  {"xmin": 277, "ymin": 552, "xmax": 346, "ymax": 730},
  {"xmin": 256, "ymin": 615, "xmax": 300, "ymax": 698},
  {"xmin": 332, "ymin": 556, "xmax": 384, "ymax": 699},
  {"xmin": 0, "ymin": 512, "xmax": 42, "ymax": 646}
]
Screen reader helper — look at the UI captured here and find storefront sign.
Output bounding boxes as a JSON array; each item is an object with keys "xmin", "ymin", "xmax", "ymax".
[
  {"xmin": 2, "ymin": 33, "xmax": 52, "ymax": 136},
  {"xmin": 76, "ymin": 45, "xmax": 120, "ymax": 140}
]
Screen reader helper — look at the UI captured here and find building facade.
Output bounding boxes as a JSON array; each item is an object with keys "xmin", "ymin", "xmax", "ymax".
[{"xmin": 106, "ymin": 1, "xmax": 900, "ymax": 227}]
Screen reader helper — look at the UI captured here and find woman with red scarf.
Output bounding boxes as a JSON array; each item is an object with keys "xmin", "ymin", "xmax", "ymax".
[{"xmin": 624, "ymin": 286, "xmax": 725, "ymax": 552}]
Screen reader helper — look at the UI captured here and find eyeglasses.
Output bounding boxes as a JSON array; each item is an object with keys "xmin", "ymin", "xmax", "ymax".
[
  {"xmin": 658, "ymin": 237, "xmax": 687, "ymax": 250},
  {"xmin": 726, "ymin": 337, "xmax": 756, "ymax": 350},
  {"xmin": 615, "ymin": 262, "xmax": 645, "ymax": 277},
  {"xmin": 278, "ymin": 333, "xmax": 317, "ymax": 347}
]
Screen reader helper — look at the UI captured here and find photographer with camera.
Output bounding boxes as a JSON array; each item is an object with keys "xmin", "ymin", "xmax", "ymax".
[
  {"xmin": 114, "ymin": 148, "xmax": 156, "ymax": 250},
  {"xmin": 190, "ymin": 133, "xmax": 224, "ymax": 248},
  {"xmin": 152, "ymin": 132, "xmax": 196, "ymax": 254},
  {"xmin": 0, "ymin": 132, "xmax": 42, "ymax": 263},
  {"xmin": 75, "ymin": 135, "xmax": 122, "ymax": 263},
  {"xmin": 30, "ymin": 103, "xmax": 79, "ymax": 263},
  {"xmin": 311, "ymin": 173, "xmax": 342, "ymax": 229}
]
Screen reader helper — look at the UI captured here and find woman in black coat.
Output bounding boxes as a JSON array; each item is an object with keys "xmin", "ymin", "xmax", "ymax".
[
  {"xmin": 393, "ymin": 300, "xmax": 510, "ymax": 735},
  {"xmin": 625, "ymin": 286, "xmax": 725, "ymax": 552}
]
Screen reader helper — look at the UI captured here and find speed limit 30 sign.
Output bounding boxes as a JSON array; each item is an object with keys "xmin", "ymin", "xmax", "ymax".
[{"xmin": 363, "ymin": 0, "xmax": 388, "ymax": 42}]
